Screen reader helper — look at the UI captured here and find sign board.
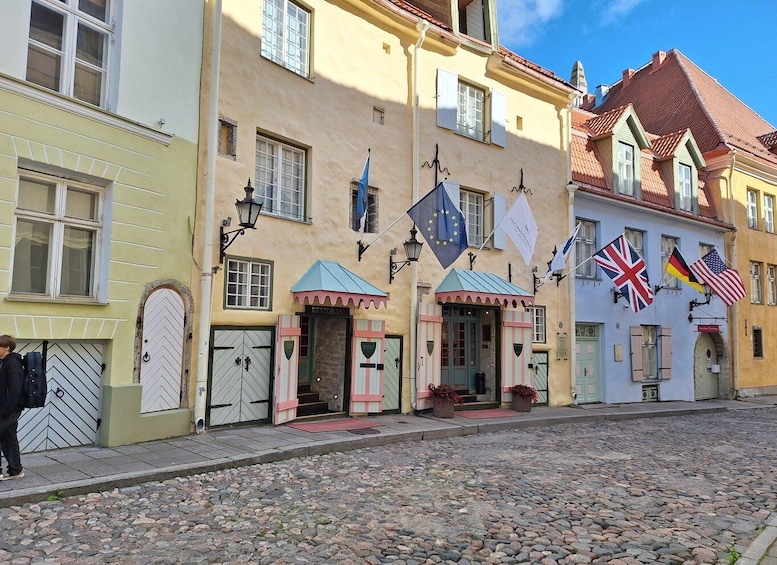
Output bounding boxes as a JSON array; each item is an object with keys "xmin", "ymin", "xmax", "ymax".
[
  {"xmin": 305, "ymin": 305, "xmax": 350, "ymax": 316},
  {"xmin": 697, "ymin": 324, "xmax": 720, "ymax": 333}
]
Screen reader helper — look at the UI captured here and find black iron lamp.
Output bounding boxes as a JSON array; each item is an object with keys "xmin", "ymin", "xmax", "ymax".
[
  {"xmin": 389, "ymin": 226, "xmax": 423, "ymax": 283},
  {"xmin": 219, "ymin": 179, "xmax": 263, "ymax": 263}
]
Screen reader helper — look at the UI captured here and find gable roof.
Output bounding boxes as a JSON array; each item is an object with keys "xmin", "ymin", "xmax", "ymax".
[{"xmin": 592, "ymin": 49, "xmax": 777, "ymax": 167}]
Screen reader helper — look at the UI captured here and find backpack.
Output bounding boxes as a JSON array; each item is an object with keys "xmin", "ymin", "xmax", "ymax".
[{"xmin": 21, "ymin": 351, "xmax": 47, "ymax": 409}]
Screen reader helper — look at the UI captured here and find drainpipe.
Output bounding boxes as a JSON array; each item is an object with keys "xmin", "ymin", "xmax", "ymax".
[
  {"xmin": 566, "ymin": 180, "xmax": 578, "ymax": 404},
  {"xmin": 194, "ymin": 0, "xmax": 223, "ymax": 433},
  {"xmin": 410, "ymin": 19, "xmax": 429, "ymax": 411},
  {"xmin": 728, "ymin": 150, "xmax": 739, "ymax": 396},
  {"xmin": 563, "ymin": 93, "xmax": 577, "ymax": 406},
  {"xmin": 706, "ymin": 150, "xmax": 737, "ymax": 398}
]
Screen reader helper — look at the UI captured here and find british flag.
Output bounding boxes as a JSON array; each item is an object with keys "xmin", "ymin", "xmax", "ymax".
[{"xmin": 594, "ymin": 234, "xmax": 654, "ymax": 313}]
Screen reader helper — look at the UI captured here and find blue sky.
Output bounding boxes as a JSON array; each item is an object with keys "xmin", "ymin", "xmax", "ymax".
[{"xmin": 495, "ymin": 0, "xmax": 777, "ymax": 128}]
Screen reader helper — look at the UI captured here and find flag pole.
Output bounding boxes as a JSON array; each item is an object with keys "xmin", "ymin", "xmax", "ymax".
[{"xmin": 358, "ymin": 211, "xmax": 411, "ymax": 261}]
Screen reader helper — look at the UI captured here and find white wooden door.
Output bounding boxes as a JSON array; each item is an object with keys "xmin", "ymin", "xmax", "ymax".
[
  {"xmin": 274, "ymin": 315, "xmax": 301, "ymax": 424},
  {"xmin": 350, "ymin": 320, "xmax": 385, "ymax": 414},
  {"xmin": 575, "ymin": 325, "xmax": 602, "ymax": 403},
  {"xmin": 383, "ymin": 337, "xmax": 401, "ymax": 412},
  {"xmin": 209, "ymin": 329, "xmax": 273, "ymax": 426},
  {"xmin": 18, "ymin": 342, "xmax": 103, "ymax": 453},
  {"xmin": 140, "ymin": 287, "xmax": 185, "ymax": 413},
  {"xmin": 694, "ymin": 333, "xmax": 719, "ymax": 400},
  {"xmin": 416, "ymin": 303, "xmax": 442, "ymax": 411}
]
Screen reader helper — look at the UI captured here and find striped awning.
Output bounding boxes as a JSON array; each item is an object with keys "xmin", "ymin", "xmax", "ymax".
[
  {"xmin": 292, "ymin": 260, "xmax": 388, "ymax": 309},
  {"xmin": 435, "ymin": 268, "xmax": 534, "ymax": 307}
]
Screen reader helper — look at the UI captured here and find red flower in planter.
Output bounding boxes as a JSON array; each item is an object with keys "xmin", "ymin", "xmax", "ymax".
[
  {"xmin": 510, "ymin": 384, "xmax": 538, "ymax": 403},
  {"xmin": 428, "ymin": 383, "xmax": 464, "ymax": 405}
]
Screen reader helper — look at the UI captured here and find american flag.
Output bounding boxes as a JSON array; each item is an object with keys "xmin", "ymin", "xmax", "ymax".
[
  {"xmin": 594, "ymin": 234, "xmax": 654, "ymax": 313},
  {"xmin": 689, "ymin": 248, "xmax": 746, "ymax": 307}
]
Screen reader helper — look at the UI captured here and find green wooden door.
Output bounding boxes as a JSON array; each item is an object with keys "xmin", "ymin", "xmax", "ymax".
[
  {"xmin": 297, "ymin": 316, "xmax": 313, "ymax": 386},
  {"xmin": 575, "ymin": 324, "xmax": 601, "ymax": 403}
]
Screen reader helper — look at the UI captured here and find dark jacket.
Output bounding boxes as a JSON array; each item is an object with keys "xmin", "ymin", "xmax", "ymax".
[{"xmin": 0, "ymin": 352, "xmax": 24, "ymax": 415}]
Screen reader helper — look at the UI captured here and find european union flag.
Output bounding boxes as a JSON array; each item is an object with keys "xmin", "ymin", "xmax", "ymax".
[{"xmin": 407, "ymin": 182, "xmax": 468, "ymax": 269}]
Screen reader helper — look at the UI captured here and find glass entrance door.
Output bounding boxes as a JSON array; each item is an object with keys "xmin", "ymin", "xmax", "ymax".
[{"xmin": 441, "ymin": 306, "xmax": 481, "ymax": 390}]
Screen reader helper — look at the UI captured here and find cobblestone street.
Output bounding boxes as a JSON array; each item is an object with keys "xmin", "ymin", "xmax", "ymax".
[{"xmin": 1, "ymin": 408, "xmax": 775, "ymax": 564}]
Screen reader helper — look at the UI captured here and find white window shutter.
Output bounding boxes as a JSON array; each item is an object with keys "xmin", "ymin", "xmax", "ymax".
[
  {"xmin": 443, "ymin": 180, "xmax": 460, "ymax": 208},
  {"xmin": 492, "ymin": 192, "xmax": 506, "ymax": 249},
  {"xmin": 630, "ymin": 326, "xmax": 644, "ymax": 382},
  {"xmin": 437, "ymin": 68, "xmax": 458, "ymax": 131},
  {"xmin": 659, "ymin": 327, "xmax": 672, "ymax": 380},
  {"xmin": 490, "ymin": 89, "xmax": 506, "ymax": 147}
]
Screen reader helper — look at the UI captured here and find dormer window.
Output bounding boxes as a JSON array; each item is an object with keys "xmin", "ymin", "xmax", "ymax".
[
  {"xmin": 617, "ymin": 142, "xmax": 635, "ymax": 195},
  {"xmin": 459, "ymin": 0, "xmax": 490, "ymax": 43},
  {"xmin": 678, "ymin": 164, "xmax": 693, "ymax": 211}
]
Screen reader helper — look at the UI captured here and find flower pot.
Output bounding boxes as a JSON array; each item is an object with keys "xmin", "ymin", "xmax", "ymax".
[
  {"xmin": 432, "ymin": 397, "xmax": 455, "ymax": 418},
  {"xmin": 512, "ymin": 395, "xmax": 531, "ymax": 412}
]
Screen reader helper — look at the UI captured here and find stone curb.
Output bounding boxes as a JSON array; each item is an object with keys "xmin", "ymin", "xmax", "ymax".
[{"xmin": 737, "ymin": 514, "xmax": 777, "ymax": 564}]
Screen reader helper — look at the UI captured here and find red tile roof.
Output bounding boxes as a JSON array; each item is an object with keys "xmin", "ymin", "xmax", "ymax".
[
  {"xmin": 584, "ymin": 105, "xmax": 631, "ymax": 138},
  {"xmin": 571, "ymin": 108, "xmax": 718, "ymax": 221},
  {"xmin": 594, "ymin": 49, "xmax": 777, "ymax": 167},
  {"xmin": 651, "ymin": 130, "xmax": 688, "ymax": 159}
]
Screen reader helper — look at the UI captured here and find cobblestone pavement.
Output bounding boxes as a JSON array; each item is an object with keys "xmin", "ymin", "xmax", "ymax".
[{"xmin": 1, "ymin": 408, "xmax": 775, "ymax": 565}]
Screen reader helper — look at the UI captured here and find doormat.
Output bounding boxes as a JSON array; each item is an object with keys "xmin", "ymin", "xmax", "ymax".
[
  {"xmin": 286, "ymin": 419, "xmax": 382, "ymax": 433},
  {"xmin": 456, "ymin": 408, "xmax": 522, "ymax": 419}
]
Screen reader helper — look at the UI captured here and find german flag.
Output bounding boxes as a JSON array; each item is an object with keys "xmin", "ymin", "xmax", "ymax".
[{"xmin": 666, "ymin": 247, "xmax": 704, "ymax": 293}]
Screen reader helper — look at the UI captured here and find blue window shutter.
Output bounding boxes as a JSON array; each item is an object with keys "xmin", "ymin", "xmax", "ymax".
[
  {"xmin": 492, "ymin": 192, "xmax": 506, "ymax": 249},
  {"xmin": 437, "ymin": 69, "xmax": 458, "ymax": 131},
  {"xmin": 490, "ymin": 89, "xmax": 506, "ymax": 147}
]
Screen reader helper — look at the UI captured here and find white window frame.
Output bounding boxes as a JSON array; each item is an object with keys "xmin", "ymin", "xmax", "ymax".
[
  {"xmin": 625, "ymin": 228, "xmax": 644, "ymax": 259},
  {"xmin": 460, "ymin": 189, "xmax": 483, "ymax": 247},
  {"xmin": 457, "ymin": 81, "xmax": 485, "ymax": 141},
  {"xmin": 768, "ymin": 265, "xmax": 777, "ymax": 306},
  {"xmin": 225, "ymin": 258, "xmax": 272, "ymax": 310},
  {"xmin": 661, "ymin": 236, "xmax": 679, "ymax": 289},
  {"xmin": 261, "ymin": 0, "xmax": 311, "ymax": 78},
  {"xmin": 765, "ymin": 194, "xmax": 775, "ymax": 233},
  {"xmin": 751, "ymin": 262, "xmax": 763, "ymax": 304},
  {"xmin": 13, "ymin": 170, "xmax": 104, "ymax": 300},
  {"xmin": 678, "ymin": 163, "xmax": 693, "ymax": 211},
  {"xmin": 529, "ymin": 306, "xmax": 546, "ymax": 343},
  {"xmin": 747, "ymin": 189, "xmax": 759, "ymax": 229},
  {"xmin": 642, "ymin": 325, "xmax": 658, "ymax": 380},
  {"xmin": 351, "ymin": 184, "xmax": 378, "ymax": 234},
  {"xmin": 576, "ymin": 219, "xmax": 597, "ymax": 278},
  {"xmin": 255, "ymin": 134, "xmax": 306, "ymax": 222},
  {"xmin": 617, "ymin": 142, "xmax": 635, "ymax": 196},
  {"xmin": 26, "ymin": 0, "xmax": 113, "ymax": 108}
]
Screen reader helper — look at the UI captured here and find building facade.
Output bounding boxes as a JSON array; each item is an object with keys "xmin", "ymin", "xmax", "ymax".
[
  {"xmin": 590, "ymin": 50, "xmax": 777, "ymax": 397},
  {"xmin": 0, "ymin": 0, "xmax": 203, "ymax": 449},
  {"xmin": 193, "ymin": 0, "xmax": 577, "ymax": 431},
  {"xmin": 570, "ymin": 103, "xmax": 732, "ymax": 404}
]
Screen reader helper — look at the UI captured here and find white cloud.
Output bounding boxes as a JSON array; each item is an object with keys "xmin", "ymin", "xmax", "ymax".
[
  {"xmin": 599, "ymin": 0, "xmax": 648, "ymax": 25},
  {"xmin": 496, "ymin": 0, "xmax": 564, "ymax": 47}
]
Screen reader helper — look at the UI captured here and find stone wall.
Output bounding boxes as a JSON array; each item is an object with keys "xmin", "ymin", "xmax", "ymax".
[{"xmin": 312, "ymin": 317, "xmax": 347, "ymax": 411}]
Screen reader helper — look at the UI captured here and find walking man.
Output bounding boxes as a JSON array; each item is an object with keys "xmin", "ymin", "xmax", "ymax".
[{"xmin": 0, "ymin": 335, "xmax": 24, "ymax": 480}]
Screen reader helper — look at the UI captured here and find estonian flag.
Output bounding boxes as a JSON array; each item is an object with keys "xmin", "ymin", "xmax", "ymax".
[
  {"xmin": 666, "ymin": 247, "xmax": 704, "ymax": 293},
  {"xmin": 356, "ymin": 151, "xmax": 370, "ymax": 241}
]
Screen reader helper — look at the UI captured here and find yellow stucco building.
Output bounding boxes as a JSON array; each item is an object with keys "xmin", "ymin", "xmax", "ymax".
[{"xmin": 193, "ymin": 0, "xmax": 577, "ymax": 430}]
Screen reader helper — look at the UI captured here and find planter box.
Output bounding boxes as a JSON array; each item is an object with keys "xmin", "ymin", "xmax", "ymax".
[
  {"xmin": 432, "ymin": 397, "xmax": 455, "ymax": 418},
  {"xmin": 512, "ymin": 396, "xmax": 532, "ymax": 412}
]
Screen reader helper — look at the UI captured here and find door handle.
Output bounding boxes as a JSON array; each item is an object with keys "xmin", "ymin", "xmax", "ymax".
[
  {"xmin": 235, "ymin": 357, "xmax": 242, "ymax": 365},
  {"xmin": 143, "ymin": 351, "xmax": 150, "ymax": 362},
  {"xmin": 244, "ymin": 356, "xmax": 252, "ymax": 371},
  {"xmin": 395, "ymin": 357, "xmax": 399, "ymax": 369},
  {"xmin": 54, "ymin": 387, "xmax": 65, "ymax": 399}
]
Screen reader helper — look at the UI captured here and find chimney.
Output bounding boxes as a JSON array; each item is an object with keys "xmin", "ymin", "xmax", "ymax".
[
  {"xmin": 595, "ymin": 84, "xmax": 609, "ymax": 107},
  {"xmin": 652, "ymin": 51, "xmax": 666, "ymax": 71},
  {"xmin": 622, "ymin": 69, "xmax": 635, "ymax": 88}
]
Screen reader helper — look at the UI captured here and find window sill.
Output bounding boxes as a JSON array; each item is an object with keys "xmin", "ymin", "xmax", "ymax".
[{"xmin": 6, "ymin": 295, "xmax": 106, "ymax": 306}]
